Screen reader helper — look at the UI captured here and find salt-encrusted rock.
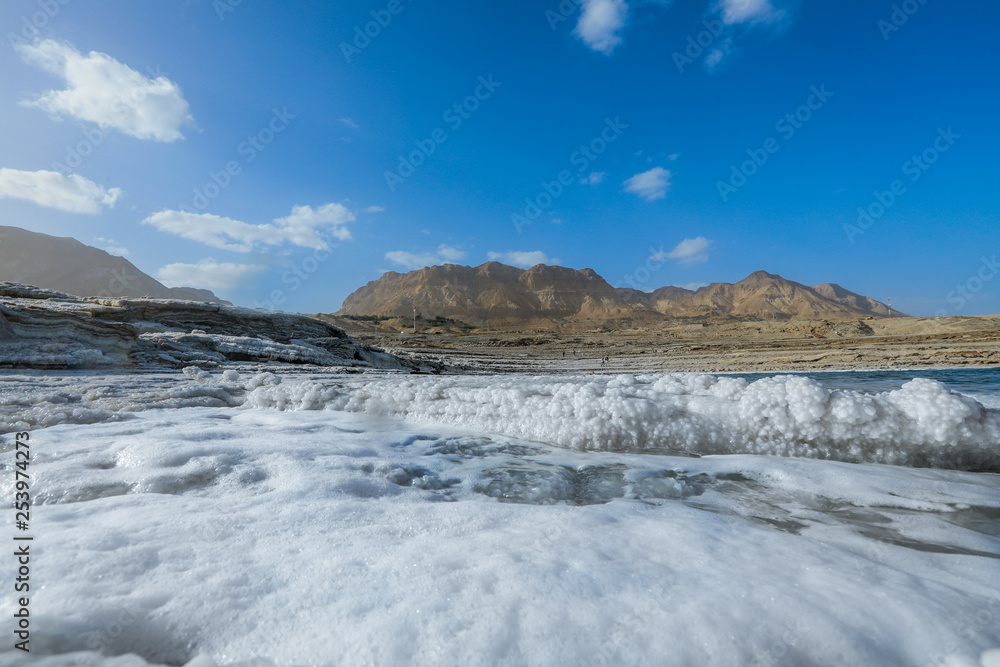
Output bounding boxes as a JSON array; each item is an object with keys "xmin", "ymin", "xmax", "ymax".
[{"xmin": 0, "ymin": 282, "xmax": 436, "ymax": 372}]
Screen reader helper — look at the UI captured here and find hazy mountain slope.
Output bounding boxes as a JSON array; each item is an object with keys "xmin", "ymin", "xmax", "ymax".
[
  {"xmin": 811, "ymin": 282, "xmax": 896, "ymax": 317},
  {"xmin": 0, "ymin": 225, "xmax": 225, "ymax": 302},
  {"xmin": 667, "ymin": 271, "xmax": 897, "ymax": 320}
]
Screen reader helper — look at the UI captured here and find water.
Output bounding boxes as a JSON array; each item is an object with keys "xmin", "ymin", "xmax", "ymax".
[{"xmin": 731, "ymin": 366, "xmax": 1000, "ymax": 396}]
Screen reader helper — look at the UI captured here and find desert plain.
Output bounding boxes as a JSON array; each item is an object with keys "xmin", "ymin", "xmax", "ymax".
[{"xmin": 321, "ymin": 314, "xmax": 1000, "ymax": 375}]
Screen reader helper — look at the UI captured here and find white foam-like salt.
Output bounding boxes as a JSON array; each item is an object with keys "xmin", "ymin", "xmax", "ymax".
[
  {"xmin": 321, "ymin": 373, "xmax": 1000, "ymax": 471},
  {"xmin": 1, "ymin": 401, "xmax": 998, "ymax": 667},
  {"xmin": 3, "ymin": 371, "xmax": 999, "ymax": 470},
  {"xmin": 1, "ymin": 369, "xmax": 998, "ymax": 666}
]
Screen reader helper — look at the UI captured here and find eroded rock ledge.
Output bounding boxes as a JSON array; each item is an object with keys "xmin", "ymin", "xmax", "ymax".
[{"xmin": 0, "ymin": 283, "xmax": 437, "ymax": 372}]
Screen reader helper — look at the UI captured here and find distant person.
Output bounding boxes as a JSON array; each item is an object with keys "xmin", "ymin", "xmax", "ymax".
[
  {"xmin": 573, "ymin": 350, "xmax": 577, "ymax": 359},
  {"xmin": 562, "ymin": 351, "xmax": 565, "ymax": 359}
]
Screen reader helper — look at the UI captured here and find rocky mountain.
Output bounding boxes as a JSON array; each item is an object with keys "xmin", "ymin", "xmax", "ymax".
[
  {"xmin": 0, "ymin": 225, "xmax": 225, "ymax": 303},
  {"xmin": 648, "ymin": 271, "xmax": 897, "ymax": 320},
  {"xmin": 338, "ymin": 263, "xmax": 898, "ymax": 327},
  {"xmin": 338, "ymin": 262, "xmax": 662, "ymax": 328}
]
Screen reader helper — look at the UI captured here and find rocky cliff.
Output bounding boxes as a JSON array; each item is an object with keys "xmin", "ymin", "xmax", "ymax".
[{"xmin": 338, "ymin": 263, "xmax": 898, "ymax": 328}]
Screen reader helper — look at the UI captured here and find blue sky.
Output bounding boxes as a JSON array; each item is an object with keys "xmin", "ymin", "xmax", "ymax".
[{"xmin": 1, "ymin": 0, "xmax": 997, "ymax": 316}]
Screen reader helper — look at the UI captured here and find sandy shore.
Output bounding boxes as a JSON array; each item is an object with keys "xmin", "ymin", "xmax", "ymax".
[{"xmin": 324, "ymin": 315, "xmax": 1000, "ymax": 374}]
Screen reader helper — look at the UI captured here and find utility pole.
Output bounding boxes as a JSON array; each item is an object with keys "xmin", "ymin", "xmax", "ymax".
[
  {"xmin": 887, "ymin": 297, "xmax": 892, "ymax": 319},
  {"xmin": 413, "ymin": 306, "xmax": 416, "ymax": 334}
]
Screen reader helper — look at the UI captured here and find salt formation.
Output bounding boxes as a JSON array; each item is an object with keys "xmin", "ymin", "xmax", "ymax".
[{"xmin": 0, "ymin": 282, "xmax": 433, "ymax": 371}]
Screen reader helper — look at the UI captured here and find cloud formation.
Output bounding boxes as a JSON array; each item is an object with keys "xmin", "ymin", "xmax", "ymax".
[
  {"xmin": 16, "ymin": 39, "xmax": 192, "ymax": 142},
  {"xmin": 0, "ymin": 168, "xmax": 121, "ymax": 214},
  {"xmin": 704, "ymin": 0, "xmax": 795, "ymax": 69},
  {"xmin": 717, "ymin": 0, "xmax": 784, "ymax": 25},
  {"xmin": 92, "ymin": 237, "xmax": 130, "ymax": 256},
  {"xmin": 623, "ymin": 166, "xmax": 671, "ymax": 201},
  {"xmin": 575, "ymin": 0, "xmax": 628, "ymax": 54},
  {"xmin": 157, "ymin": 258, "xmax": 266, "ymax": 290},
  {"xmin": 142, "ymin": 203, "xmax": 355, "ymax": 253},
  {"xmin": 486, "ymin": 250, "xmax": 559, "ymax": 268},
  {"xmin": 571, "ymin": 1, "xmax": 795, "ymax": 68},
  {"xmin": 385, "ymin": 245, "xmax": 467, "ymax": 270},
  {"xmin": 666, "ymin": 237, "xmax": 713, "ymax": 265}
]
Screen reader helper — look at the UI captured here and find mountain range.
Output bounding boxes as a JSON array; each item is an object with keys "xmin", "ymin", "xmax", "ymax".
[
  {"xmin": 0, "ymin": 225, "xmax": 899, "ymax": 325},
  {"xmin": 0, "ymin": 225, "xmax": 225, "ymax": 303},
  {"xmin": 338, "ymin": 262, "xmax": 898, "ymax": 327}
]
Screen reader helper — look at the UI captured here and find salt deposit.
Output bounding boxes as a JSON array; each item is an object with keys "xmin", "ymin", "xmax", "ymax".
[
  {"xmin": 4, "ymin": 370, "xmax": 999, "ymax": 470},
  {"xmin": 1, "ymin": 368, "xmax": 997, "ymax": 666}
]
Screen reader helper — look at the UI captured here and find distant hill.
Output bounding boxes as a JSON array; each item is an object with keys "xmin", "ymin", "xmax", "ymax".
[
  {"xmin": 337, "ymin": 263, "xmax": 898, "ymax": 327},
  {"xmin": 0, "ymin": 225, "xmax": 226, "ymax": 303},
  {"xmin": 647, "ymin": 271, "xmax": 896, "ymax": 320}
]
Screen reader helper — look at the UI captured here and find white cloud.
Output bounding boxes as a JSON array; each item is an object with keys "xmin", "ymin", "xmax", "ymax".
[
  {"xmin": 704, "ymin": 1, "xmax": 794, "ymax": 68},
  {"xmin": 16, "ymin": 39, "xmax": 191, "ymax": 142},
  {"xmin": 437, "ymin": 245, "xmax": 467, "ymax": 262},
  {"xmin": 575, "ymin": 0, "xmax": 628, "ymax": 54},
  {"xmin": 581, "ymin": 171, "xmax": 605, "ymax": 185},
  {"xmin": 273, "ymin": 203, "xmax": 355, "ymax": 243},
  {"xmin": 486, "ymin": 251, "xmax": 559, "ymax": 268},
  {"xmin": 364, "ymin": 205, "xmax": 385, "ymax": 213},
  {"xmin": 92, "ymin": 237, "xmax": 129, "ymax": 256},
  {"xmin": 142, "ymin": 203, "xmax": 355, "ymax": 253},
  {"xmin": 385, "ymin": 245, "xmax": 467, "ymax": 271},
  {"xmin": 717, "ymin": 0, "xmax": 783, "ymax": 25},
  {"xmin": 340, "ymin": 118, "xmax": 359, "ymax": 129},
  {"xmin": 623, "ymin": 166, "xmax": 671, "ymax": 201},
  {"xmin": 666, "ymin": 237, "xmax": 713, "ymax": 265},
  {"xmin": 0, "ymin": 168, "xmax": 121, "ymax": 214},
  {"xmin": 157, "ymin": 258, "xmax": 265, "ymax": 290}
]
